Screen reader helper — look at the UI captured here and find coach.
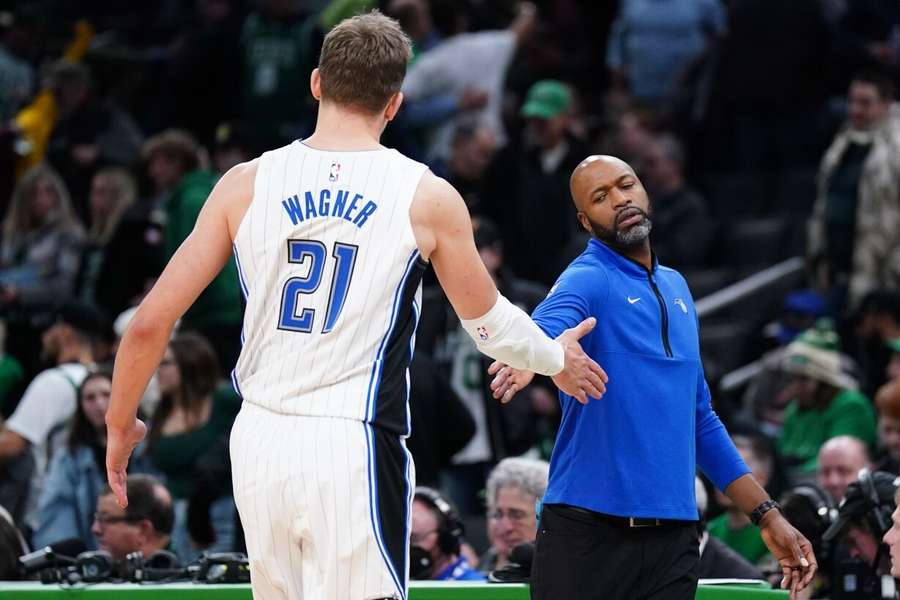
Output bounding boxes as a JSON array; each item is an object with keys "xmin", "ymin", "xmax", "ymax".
[{"xmin": 489, "ymin": 155, "xmax": 816, "ymax": 599}]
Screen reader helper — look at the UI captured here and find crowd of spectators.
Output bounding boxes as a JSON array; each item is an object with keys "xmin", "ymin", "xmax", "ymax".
[{"xmin": 0, "ymin": 0, "xmax": 899, "ymax": 594}]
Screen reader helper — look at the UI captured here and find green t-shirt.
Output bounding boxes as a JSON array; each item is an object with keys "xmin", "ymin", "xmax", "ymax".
[
  {"xmin": 707, "ymin": 513, "xmax": 770, "ymax": 564},
  {"xmin": 0, "ymin": 354, "xmax": 24, "ymax": 417},
  {"xmin": 777, "ymin": 388, "xmax": 876, "ymax": 473},
  {"xmin": 164, "ymin": 170, "xmax": 242, "ymax": 328},
  {"xmin": 148, "ymin": 385, "xmax": 241, "ymax": 499},
  {"xmin": 240, "ymin": 13, "xmax": 318, "ymax": 144}
]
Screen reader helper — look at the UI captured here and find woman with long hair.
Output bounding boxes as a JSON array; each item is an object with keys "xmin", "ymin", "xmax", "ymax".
[
  {"xmin": 0, "ymin": 164, "xmax": 86, "ymax": 373},
  {"xmin": 0, "ymin": 164, "xmax": 85, "ymax": 309},
  {"xmin": 75, "ymin": 167, "xmax": 145, "ymax": 317},
  {"xmin": 147, "ymin": 332, "xmax": 240, "ymax": 560},
  {"xmin": 34, "ymin": 370, "xmax": 147, "ymax": 549}
]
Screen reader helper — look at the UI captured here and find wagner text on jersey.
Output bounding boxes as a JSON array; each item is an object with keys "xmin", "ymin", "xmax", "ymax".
[{"xmin": 282, "ymin": 189, "xmax": 378, "ymax": 229}]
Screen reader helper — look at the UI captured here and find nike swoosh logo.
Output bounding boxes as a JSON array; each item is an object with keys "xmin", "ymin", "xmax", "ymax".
[{"xmin": 627, "ymin": 297, "xmax": 641, "ymax": 304}]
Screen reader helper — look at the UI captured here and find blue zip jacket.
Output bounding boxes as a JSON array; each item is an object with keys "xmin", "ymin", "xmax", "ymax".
[{"xmin": 532, "ymin": 239, "xmax": 749, "ymax": 520}]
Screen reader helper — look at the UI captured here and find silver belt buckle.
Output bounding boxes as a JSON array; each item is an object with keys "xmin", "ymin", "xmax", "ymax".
[{"xmin": 629, "ymin": 517, "xmax": 660, "ymax": 528}]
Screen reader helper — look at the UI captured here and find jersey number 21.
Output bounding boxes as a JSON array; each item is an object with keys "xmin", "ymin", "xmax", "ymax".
[{"xmin": 278, "ymin": 239, "xmax": 358, "ymax": 334}]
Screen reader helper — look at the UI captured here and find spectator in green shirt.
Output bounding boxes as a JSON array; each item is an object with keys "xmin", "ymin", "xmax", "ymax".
[
  {"xmin": 0, "ymin": 321, "xmax": 24, "ymax": 419},
  {"xmin": 708, "ymin": 434, "xmax": 772, "ymax": 565},
  {"xmin": 142, "ymin": 130, "xmax": 242, "ymax": 373},
  {"xmin": 239, "ymin": 0, "xmax": 319, "ymax": 147},
  {"xmin": 777, "ymin": 330, "xmax": 876, "ymax": 479}
]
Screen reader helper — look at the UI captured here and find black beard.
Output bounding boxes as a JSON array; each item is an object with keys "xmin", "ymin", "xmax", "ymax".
[{"xmin": 586, "ymin": 207, "xmax": 652, "ymax": 249}]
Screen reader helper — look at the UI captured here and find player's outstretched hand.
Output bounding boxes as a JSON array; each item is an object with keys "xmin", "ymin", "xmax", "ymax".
[
  {"xmin": 105, "ymin": 417, "xmax": 147, "ymax": 508},
  {"xmin": 488, "ymin": 361, "xmax": 535, "ymax": 403},
  {"xmin": 759, "ymin": 510, "xmax": 817, "ymax": 600},
  {"xmin": 551, "ymin": 317, "xmax": 608, "ymax": 404}
]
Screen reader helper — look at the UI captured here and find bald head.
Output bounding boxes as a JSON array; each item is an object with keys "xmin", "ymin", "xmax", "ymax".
[
  {"xmin": 817, "ymin": 435, "xmax": 871, "ymax": 502},
  {"xmin": 569, "ymin": 155, "xmax": 636, "ymax": 210},
  {"xmin": 820, "ymin": 436, "xmax": 870, "ymax": 464},
  {"xmin": 567, "ymin": 154, "xmax": 651, "ymax": 254}
]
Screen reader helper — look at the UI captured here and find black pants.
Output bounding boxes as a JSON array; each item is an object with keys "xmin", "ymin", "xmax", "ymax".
[{"xmin": 531, "ymin": 504, "xmax": 700, "ymax": 600}]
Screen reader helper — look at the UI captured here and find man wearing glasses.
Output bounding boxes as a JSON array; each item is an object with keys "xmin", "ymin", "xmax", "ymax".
[
  {"xmin": 480, "ymin": 457, "xmax": 549, "ymax": 573},
  {"xmin": 91, "ymin": 474, "xmax": 175, "ymax": 561}
]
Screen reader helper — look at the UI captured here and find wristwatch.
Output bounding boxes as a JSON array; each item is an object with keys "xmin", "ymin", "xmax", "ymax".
[{"xmin": 749, "ymin": 499, "xmax": 781, "ymax": 526}]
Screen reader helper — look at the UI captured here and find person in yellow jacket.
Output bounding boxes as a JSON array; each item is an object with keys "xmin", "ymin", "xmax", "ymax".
[{"xmin": 13, "ymin": 20, "xmax": 93, "ymax": 177}]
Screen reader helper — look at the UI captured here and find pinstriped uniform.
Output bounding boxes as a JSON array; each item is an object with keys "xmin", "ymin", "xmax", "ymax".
[{"xmin": 230, "ymin": 141, "xmax": 429, "ymax": 600}]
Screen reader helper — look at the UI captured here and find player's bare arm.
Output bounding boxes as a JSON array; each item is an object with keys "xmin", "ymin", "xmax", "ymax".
[
  {"xmin": 105, "ymin": 159, "xmax": 257, "ymax": 507},
  {"xmin": 410, "ymin": 171, "xmax": 496, "ymax": 317},
  {"xmin": 410, "ymin": 171, "xmax": 607, "ymax": 402}
]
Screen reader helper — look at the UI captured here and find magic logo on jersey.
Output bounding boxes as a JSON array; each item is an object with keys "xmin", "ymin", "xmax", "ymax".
[{"xmin": 281, "ymin": 189, "xmax": 379, "ymax": 229}]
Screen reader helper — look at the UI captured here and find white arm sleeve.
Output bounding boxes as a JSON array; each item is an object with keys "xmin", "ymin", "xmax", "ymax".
[{"xmin": 460, "ymin": 293, "xmax": 564, "ymax": 376}]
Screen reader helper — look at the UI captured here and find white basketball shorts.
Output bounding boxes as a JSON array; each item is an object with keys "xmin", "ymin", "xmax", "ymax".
[{"xmin": 230, "ymin": 401, "xmax": 415, "ymax": 599}]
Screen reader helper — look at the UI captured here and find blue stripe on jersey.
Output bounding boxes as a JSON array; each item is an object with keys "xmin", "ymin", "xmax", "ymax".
[
  {"xmin": 230, "ymin": 368, "xmax": 243, "ymax": 398},
  {"xmin": 232, "ymin": 244, "xmax": 249, "ymax": 346},
  {"xmin": 365, "ymin": 249, "xmax": 420, "ymax": 423},
  {"xmin": 232, "ymin": 244, "xmax": 250, "ymax": 300},
  {"xmin": 364, "ymin": 423, "xmax": 406, "ymax": 600},
  {"xmin": 231, "ymin": 244, "xmax": 250, "ymax": 398},
  {"xmin": 401, "ymin": 437, "xmax": 414, "ymax": 593}
]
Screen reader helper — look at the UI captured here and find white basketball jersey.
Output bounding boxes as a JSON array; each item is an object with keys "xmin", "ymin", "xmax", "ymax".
[{"xmin": 231, "ymin": 140, "xmax": 429, "ymax": 435}]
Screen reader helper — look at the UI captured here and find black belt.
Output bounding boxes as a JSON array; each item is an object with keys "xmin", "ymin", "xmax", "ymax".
[{"xmin": 555, "ymin": 504, "xmax": 684, "ymax": 528}]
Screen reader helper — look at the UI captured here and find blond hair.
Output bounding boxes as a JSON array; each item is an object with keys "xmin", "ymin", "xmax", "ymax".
[
  {"xmin": 3, "ymin": 164, "xmax": 80, "ymax": 240},
  {"xmin": 88, "ymin": 167, "xmax": 137, "ymax": 245},
  {"xmin": 318, "ymin": 11, "xmax": 411, "ymax": 114}
]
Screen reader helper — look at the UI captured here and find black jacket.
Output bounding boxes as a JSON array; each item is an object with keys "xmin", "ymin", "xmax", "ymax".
[
  {"xmin": 482, "ymin": 135, "xmax": 588, "ymax": 286},
  {"xmin": 406, "ymin": 354, "xmax": 476, "ymax": 487}
]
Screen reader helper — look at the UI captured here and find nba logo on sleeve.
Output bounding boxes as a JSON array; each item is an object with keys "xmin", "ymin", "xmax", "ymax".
[
  {"xmin": 477, "ymin": 326, "xmax": 489, "ymax": 340},
  {"xmin": 329, "ymin": 162, "xmax": 341, "ymax": 182}
]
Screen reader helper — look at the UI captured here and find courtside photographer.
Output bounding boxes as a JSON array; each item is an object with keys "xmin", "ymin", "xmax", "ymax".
[{"xmin": 821, "ymin": 470, "xmax": 899, "ymax": 599}]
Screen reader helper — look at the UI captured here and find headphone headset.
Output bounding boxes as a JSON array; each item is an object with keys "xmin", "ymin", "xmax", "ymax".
[
  {"xmin": 74, "ymin": 551, "xmax": 115, "ymax": 582},
  {"xmin": 414, "ymin": 487, "xmax": 464, "ymax": 555},
  {"xmin": 36, "ymin": 551, "xmax": 116, "ymax": 584},
  {"xmin": 789, "ymin": 484, "xmax": 838, "ymax": 528},
  {"xmin": 856, "ymin": 468, "xmax": 895, "ymax": 539},
  {"xmin": 36, "ymin": 549, "xmax": 183, "ymax": 584},
  {"xmin": 783, "ymin": 484, "xmax": 838, "ymax": 565},
  {"xmin": 37, "ymin": 549, "xmax": 255, "ymax": 584},
  {"xmin": 852, "ymin": 469, "xmax": 900, "ymax": 595},
  {"xmin": 194, "ymin": 552, "xmax": 251, "ymax": 584},
  {"xmin": 123, "ymin": 549, "xmax": 185, "ymax": 582}
]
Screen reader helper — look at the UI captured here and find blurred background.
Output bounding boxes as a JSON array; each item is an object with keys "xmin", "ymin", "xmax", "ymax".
[{"xmin": 0, "ymin": 0, "xmax": 898, "ymax": 594}]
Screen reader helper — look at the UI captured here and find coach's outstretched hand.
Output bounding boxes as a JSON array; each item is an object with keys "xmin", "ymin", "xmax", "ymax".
[
  {"xmin": 106, "ymin": 417, "xmax": 148, "ymax": 508},
  {"xmin": 489, "ymin": 361, "xmax": 536, "ymax": 403},
  {"xmin": 553, "ymin": 317, "xmax": 608, "ymax": 403},
  {"xmin": 489, "ymin": 317, "xmax": 608, "ymax": 404},
  {"xmin": 759, "ymin": 510, "xmax": 817, "ymax": 600}
]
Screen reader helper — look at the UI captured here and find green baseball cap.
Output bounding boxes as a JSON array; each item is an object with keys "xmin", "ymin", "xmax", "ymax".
[{"xmin": 520, "ymin": 80, "xmax": 571, "ymax": 119}]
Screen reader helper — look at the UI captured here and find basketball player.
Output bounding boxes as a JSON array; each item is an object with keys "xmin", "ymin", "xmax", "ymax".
[{"xmin": 105, "ymin": 11, "xmax": 607, "ymax": 600}]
